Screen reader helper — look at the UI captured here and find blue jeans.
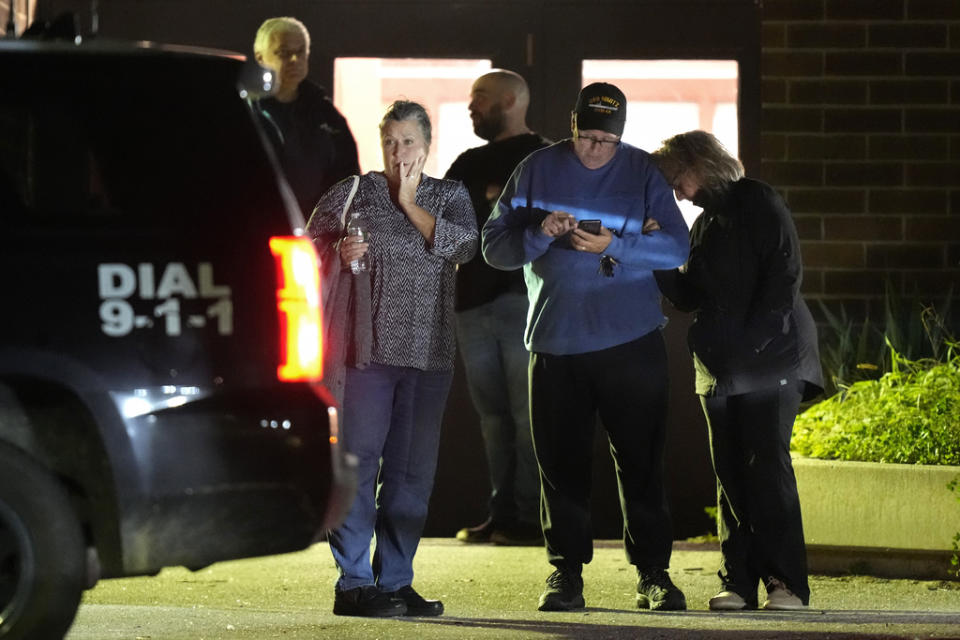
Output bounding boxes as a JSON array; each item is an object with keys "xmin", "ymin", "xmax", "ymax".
[
  {"xmin": 455, "ymin": 292, "xmax": 539, "ymax": 527},
  {"xmin": 328, "ymin": 363, "xmax": 453, "ymax": 592}
]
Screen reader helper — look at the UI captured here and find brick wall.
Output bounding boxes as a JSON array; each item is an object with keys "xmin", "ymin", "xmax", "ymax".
[{"xmin": 760, "ymin": 0, "xmax": 960, "ymax": 324}]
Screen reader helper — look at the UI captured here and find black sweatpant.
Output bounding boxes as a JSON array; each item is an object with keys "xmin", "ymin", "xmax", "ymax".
[
  {"xmin": 701, "ymin": 382, "xmax": 810, "ymax": 605},
  {"xmin": 529, "ymin": 330, "xmax": 673, "ymax": 572}
]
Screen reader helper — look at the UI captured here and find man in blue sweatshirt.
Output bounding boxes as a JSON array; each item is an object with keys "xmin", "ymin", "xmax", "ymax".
[{"xmin": 482, "ymin": 82, "xmax": 690, "ymax": 612}]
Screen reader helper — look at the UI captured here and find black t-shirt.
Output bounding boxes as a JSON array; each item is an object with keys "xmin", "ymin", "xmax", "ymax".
[{"xmin": 445, "ymin": 133, "xmax": 550, "ymax": 311}]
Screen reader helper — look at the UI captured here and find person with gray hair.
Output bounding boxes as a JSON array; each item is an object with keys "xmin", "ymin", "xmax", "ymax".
[
  {"xmin": 651, "ymin": 130, "xmax": 823, "ymax": 612},
  {"xmin": 252, "ymin": 16, "xmax": 358, "ymax": 215},
  {"xmin": 307, "ymin": 100, "xmax": 478, "ymax": 619}
]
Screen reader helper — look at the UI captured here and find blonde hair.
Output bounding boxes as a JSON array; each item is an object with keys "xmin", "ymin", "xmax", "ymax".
[
  {"xmin": 652, "ymin": 130, "xmax": 744, "ymax": 195},
  {"xmin": 253, "ymin": 17, "xmax": 311, "ymax": 57}
]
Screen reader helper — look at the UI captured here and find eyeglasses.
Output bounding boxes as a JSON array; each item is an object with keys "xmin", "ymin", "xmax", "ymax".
[{"xmin": 576, "ymin": 134, "xmax": 620, "ymax": 147}]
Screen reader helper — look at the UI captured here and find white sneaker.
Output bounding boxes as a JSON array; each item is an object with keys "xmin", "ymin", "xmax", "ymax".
[
  {"xmin": 709, "ymin": 590, "xmax": 747, "ymax": 611},
  {"xmin": 761, "ymin": 578, "xmax": 807, "ymax": 611}
]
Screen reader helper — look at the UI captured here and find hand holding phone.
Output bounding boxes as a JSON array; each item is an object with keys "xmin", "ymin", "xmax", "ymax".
[
  {"xmin": 578, "ymin": 219, "xmax": 601, "ymax": 234},
  {"xmin": 570, "ymin": 219, "xmax": 611, "ymax": 254}
]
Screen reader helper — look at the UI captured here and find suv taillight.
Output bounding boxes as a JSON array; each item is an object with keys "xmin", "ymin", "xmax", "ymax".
[{"xmin": 269, "ymin": 236, "xmax": 322, "ymax": 382}]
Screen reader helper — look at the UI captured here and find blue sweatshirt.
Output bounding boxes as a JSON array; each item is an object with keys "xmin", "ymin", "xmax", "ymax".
[{"xmin": 482, "ymin": 140, "xmax": 689, "ymax": 355}]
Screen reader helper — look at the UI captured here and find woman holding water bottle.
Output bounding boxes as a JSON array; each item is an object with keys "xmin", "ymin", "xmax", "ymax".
[{"xmin": 307, "ymin": 100, "xmax": 477, "ymax": 618}]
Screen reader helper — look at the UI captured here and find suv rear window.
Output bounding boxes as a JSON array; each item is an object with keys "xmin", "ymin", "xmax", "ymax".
[{"xmin": 0, "ymin": 54, "xmax": 286, "ymax": 227}]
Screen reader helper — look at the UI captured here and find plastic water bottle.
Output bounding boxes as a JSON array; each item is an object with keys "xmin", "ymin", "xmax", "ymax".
[{"xmin": 345, "ymin": 212, "xmax": 368, "ymax": 274}]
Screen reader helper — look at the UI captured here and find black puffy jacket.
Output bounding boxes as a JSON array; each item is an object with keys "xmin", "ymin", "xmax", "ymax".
[
  {"xmin": 655, "ymin": 178, "xmax": 823, "ymax": 399},
  {"xmin": 255, "ymin": 80, "xmax": 360, "ymax": 216}
]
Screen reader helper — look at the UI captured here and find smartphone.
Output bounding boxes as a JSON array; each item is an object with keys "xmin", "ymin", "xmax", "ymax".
[{"xmin": 578, "ymin": 219, "xmax": 601, "ymax": 234}]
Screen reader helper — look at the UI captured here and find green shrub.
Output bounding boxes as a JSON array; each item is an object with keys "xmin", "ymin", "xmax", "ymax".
[
  {"xmin": 816, "ymin": 302, "xmax": 884, "ymax": 399},
  {"xmin": 817, "ymin": 284, "xmax": 953, "ymax": 398},
  {"xmin": 792, "ymin": 342, "xmax": 960, "ymax": 465}
]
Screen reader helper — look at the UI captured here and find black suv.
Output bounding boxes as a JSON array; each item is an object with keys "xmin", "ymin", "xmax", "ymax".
[{"xmin": 0, "ymin": 38, "xmax": 356, "ymax": 639}]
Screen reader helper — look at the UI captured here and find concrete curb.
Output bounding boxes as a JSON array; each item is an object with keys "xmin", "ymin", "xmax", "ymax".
[
  {"xmin": 794, "ymin": 457, "xmax": 960, "ymax": 551},
  {"xmin": 670, "ymin": 540, "xmax": 959, "ymax": 581},
  {"xmin": 806, "ymin": 544, "xmax": 958, "ymax": 581}
]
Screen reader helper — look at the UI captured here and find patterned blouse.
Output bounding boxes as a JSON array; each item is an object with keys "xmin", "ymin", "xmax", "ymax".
[{"xmin": 308, "ymin": 172, "xmax": 478, "ymax": 371}]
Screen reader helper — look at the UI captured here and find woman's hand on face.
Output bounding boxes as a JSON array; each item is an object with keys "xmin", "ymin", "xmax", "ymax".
[
  {"xmin": 339, "ymin": 236, "xmax": 369, "ymax": 269},
  {"xmin": 397, "ymin": 155, "xmax": 425, "ymax": 210}
]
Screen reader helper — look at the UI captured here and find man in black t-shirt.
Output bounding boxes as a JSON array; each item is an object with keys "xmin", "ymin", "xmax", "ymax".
[
  {"xmin": 253, "ymin": 17, "xmax": 360, "ymax": 216},
  {"xmin": 445, "ymin": 70, "xmax": 549, "ymax": 546}
]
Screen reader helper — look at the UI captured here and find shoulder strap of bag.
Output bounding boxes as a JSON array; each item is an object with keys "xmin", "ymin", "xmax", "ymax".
[{"xmin": 340, "ymin": 175, "xmax": 361, "ymax": 227}]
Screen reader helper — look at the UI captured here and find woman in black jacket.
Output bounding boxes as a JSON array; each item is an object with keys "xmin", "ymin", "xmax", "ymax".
[{"xmin": 651, "ymin": 130, "xmax": 823, "ymax": 611}]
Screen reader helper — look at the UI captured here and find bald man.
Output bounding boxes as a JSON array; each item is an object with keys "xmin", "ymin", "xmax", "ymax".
[{"xmin": 445, "ymin": 70, "xmax": 550, "ymax": 546}]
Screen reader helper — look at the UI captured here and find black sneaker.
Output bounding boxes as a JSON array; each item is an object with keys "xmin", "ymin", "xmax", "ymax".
[
  {"xmin": 636, "ymin": 568, "xmax": 687, "ymax": 611},
  {"xmin": 455, "ymin": 517, "xmax": 495, "ymax": 543},
  {"xmin": 333, "ymin": 585, "xmax": 407, "ymax": 617},
  {"xmin": 538, "ymin": 568, "xmax": 585, "ymax": 611},
  {"xmin": 387, "ymin": 585, "xmax": 444, "ymax": 616}
]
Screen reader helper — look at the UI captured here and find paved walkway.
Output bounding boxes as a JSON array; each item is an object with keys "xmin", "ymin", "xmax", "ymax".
[{"xmin": 67, "ymin": 539, "xmax": 960, "ymax": 639}]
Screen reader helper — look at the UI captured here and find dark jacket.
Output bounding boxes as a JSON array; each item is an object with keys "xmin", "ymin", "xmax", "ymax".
[
  {"xmin": 655, "ymin": 178, "xmax": 823, "ymax": 399},
  {"xmin": 255, "ymin": 80, "xmax": 360, "ymax": 216}
]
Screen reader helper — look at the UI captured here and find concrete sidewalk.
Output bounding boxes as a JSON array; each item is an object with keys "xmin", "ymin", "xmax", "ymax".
[{"xmin": 67, "ymin": 539, "xmax": 960, "ymax": 639}]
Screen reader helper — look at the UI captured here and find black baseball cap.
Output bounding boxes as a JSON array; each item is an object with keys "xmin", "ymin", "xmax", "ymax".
[{"xmin": 573, "ymin": 82, "xmax": 627, "ymax": 137}]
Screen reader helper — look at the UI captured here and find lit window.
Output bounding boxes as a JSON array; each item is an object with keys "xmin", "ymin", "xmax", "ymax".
[{"xmin": 334, "ymin": 58, "xmax": 492, "ymax": 176}]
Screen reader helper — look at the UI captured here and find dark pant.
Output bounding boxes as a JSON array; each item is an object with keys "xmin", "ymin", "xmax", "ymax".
[
  {"xmin": 530, "ymin": 331, "xmax": 674, "ymax": 572},
  {"xmin": 701, "ymin": 382, "xmax": 810, "ymax": 605}
]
